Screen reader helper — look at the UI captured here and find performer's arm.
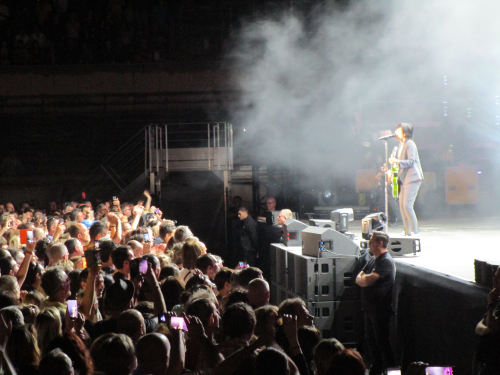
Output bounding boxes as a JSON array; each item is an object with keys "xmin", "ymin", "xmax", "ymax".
[
  {"xmin": 356, "ymin": 271, "xmax": 380, "ymax": 287},
  {"xmin": 393, "ymin": 141, "xmax": 418, "ymax": 169}
]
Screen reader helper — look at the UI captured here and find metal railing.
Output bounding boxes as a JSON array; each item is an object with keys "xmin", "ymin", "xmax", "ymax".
[{"xmin": 146, "ymin": 123, "xmax": 233, "ymax": 173}]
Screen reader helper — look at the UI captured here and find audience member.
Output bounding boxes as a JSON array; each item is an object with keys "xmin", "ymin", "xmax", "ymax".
[
  {"xmin": 314, "ymin": 338, "xmax": 345, "ymax": 375},
  {"xmin": 38, "ymin": 348, "xmax": 75, "ymax": 375},
  {"xmin": 278, "ymin": 298, "xmax": 314, "ymax": 328},
  {"xmin": 248, "ymin": 278, "xmax": 270, "ymax": 309},
  {"xmin": 214, "ymin": 267, "xmax": 233, "ymax": 302},
  {"xmin": 196, "ymin": 253, "xmax": 220, "ymax": 279},
  {"xmin": 218, "ymin": 302, "xmax": 256, "ymax": 357}
]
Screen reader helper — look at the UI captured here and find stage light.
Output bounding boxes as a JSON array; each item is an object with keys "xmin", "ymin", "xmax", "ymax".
[
  {"xmin": 361, "ymin": 212, "xmax": 387, "ymax": 240},
  {"xmin": 322, "ymin": 191, "xmax": 334, "ymax": 203},
  {"xmin": 330, "ymin": 208, "xmax": 354, "ymax": 233}
]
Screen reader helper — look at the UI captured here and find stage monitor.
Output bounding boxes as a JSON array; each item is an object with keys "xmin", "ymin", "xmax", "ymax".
[
  {"xmin": 283, "ymin": 219, "xmax": 308, "ymax": 247},
  {"xmin": 302, "ymin": 227, "xmax": 359, "ymax": 258}
]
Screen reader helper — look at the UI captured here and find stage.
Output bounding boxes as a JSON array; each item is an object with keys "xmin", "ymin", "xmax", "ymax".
[{"xmin": 348, "ymin": 215, "xmax": 500, "ymax": 282}]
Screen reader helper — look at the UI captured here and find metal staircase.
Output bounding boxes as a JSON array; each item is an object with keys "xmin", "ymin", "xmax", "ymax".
[
  {"xmin": 145, "ymin": 122, "xmax": 234, "ymax": 201},
  {"xmin": 71, "ymin": 123, "xmax": 233, "ymax": 203}
]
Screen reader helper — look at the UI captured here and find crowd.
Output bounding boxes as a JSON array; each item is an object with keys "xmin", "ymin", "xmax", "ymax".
[
  {"xmin": 0, "ymin": 190, "xmax": 498, "ymax": 375},
  {"xmin": 0, "ymin": 0, "xmax": 224, "ymax": 66},
  {"xmin": 0, "ymin": 190, "xmax": 367, "ymax": 375}
]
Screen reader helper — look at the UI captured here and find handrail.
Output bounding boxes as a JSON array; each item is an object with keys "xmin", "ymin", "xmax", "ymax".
[{"xmin": 146, "ymin": 122, "xmax": 233, "ymax": 173}]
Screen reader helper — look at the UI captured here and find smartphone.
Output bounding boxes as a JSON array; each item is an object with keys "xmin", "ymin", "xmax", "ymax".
[
  {"xmin": 82, "ymin": 192, "xmax": 86, "ymax": 199},
  {"xmin": 143, "ymin": 233, "xmax": 150, "ymax": 242},
  {"xmin": 113, "ymin": 196, "xmax": 117, "ymax": 201},
  {"xmin": 82, "ymin": 257, "xmax": 87, "ymax": 269},
  {"xmin": 27, "ymin": 229, "xmax": 34, "ymax": 244},
  {"xmin": 19, "ymin": 229, "xmax": 28, "ymax": 245},
  {"xmin": 170, "ymin": 316, "xmax": 188, "ymax": 331},
  {"xmin": 59, "ymin": 218, "xmax": 64, "ymax": 224},
  {"xmin": 47, "ymin": 234, "xmax": 53, "ymax": 241},
  {"xmin": 68, "ymin": 300, "xmax": 78, "ymax": 320},
  {"xmin": 139, "ymin": 259, "xmax": 148, "ymax": 275},
  {"xmin": 90, "ymin": 210, "xmax": 94, "ymax": 217},
  {"xmin": 94, "ymin": 251, "xmax": 102, "ymax": 266},
  {"xmin": 155, "ymin": 208, "xmax": 160, "ymax": 214},
  {"xmin": 425, "ymin": 367, "xmax": 454, "ymax": 375},
  {"xmin": 159, "ymin": 313, "xmax": 169, "ymax": 324},
  {"xmin": 239, "ymin": 262, "xmax": 248, "ymax": 269},
  {"xmin": 387, "ymin": 368, "xmax": 401, "ymax": 375},
  {"xmin": 94, "ymin": 241, "xmax": 100, "ymax": 250}
]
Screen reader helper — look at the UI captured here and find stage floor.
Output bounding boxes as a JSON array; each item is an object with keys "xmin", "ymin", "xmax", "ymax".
[{"xmin": 349, "ymin": 215, "xmax": 500, "ymax": 282}]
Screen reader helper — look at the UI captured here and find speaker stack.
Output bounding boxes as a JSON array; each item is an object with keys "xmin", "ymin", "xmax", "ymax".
[{"xmin": 270, "ymin": 224, "xmax": 363, "ymax": 346}]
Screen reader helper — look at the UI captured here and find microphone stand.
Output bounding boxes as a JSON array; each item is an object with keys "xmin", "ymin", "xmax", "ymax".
[{"xmin": 383, "ymin": 139, "xmax": 389, "ymax": 233}]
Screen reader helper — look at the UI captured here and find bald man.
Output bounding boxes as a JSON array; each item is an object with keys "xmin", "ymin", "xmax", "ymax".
[
  {"xmin": 266, "ymin": 197, "xmax": 277, "ymax": 211},
  {"xmin": 136, "ymin": 333, "xmax": 171, "ymax": 375},
  {"xmin": 117, "ymin": 309, "xmax": 146, "ymax": 344},
  {"xmin": 248, "ymin": 278, "xmax": 270, "ymax": 309},
  {"xmin": 46, "ymin": 243, "xmax": 69, "ymax": 267}
]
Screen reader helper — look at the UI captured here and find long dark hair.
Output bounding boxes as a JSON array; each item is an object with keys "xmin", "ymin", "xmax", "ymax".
[{"xmin": 22, "ymin": 261, "xmax": 44, "ymax": 289}]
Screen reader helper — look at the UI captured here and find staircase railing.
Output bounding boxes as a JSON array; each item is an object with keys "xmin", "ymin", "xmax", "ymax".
[
  {"xmin": 146, "ymin": 122, "xmax": 233, "ymax": 173},
  {"xmin": 101, "ymin": 127, "xmax": 147, "ymax": 193}
]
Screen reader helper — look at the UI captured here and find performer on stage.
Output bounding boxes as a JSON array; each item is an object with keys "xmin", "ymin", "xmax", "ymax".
[{"xmin": 388, "ymin": 123, "xmax": 423, "ymax": 236}]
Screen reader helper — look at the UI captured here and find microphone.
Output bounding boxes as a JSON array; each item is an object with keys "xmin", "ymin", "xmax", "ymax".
[{"xmin": 378, "ymin": 134, "xmax": 396, "ymax": 140}]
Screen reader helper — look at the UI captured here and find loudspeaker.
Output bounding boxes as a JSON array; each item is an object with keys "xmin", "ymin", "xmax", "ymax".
[
  {"xmin": 360, "ymin": 236, "xmax": 421, "ymax": 256},
  {"xmin": 271, "ymin": 245, "xmax": 288, "ymax": 287},
  {"xmin": 287, "ymin": 252, "xmax": 357, "ymax": 302},
  {"xmin": 301, "ymin": 227, "xmax": 360, "ymax": 258},
  {"xmin": 307, "ymin": 300, "xmax": 363, "ymax": 342},
  {"xmin": 283, "ymin": 219, "xmax": 308, "ymax": 246},
  {"xmin": 388, "ymin": 236, "xmax": 421, "ymax": 256},
  {"xmin": 270, "ymin": 282, "xmax": 290, "ymax": 306}
]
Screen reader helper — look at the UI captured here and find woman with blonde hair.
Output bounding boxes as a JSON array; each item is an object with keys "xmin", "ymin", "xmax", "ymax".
[{"xmin": 35, "ymin": 306, "xmax": 63, "ymax": 356}]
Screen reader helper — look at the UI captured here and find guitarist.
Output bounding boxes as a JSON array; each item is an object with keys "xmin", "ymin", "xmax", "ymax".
[
  {"xmin": 388, "ymin": 123, "xmax": 424, "ymax": 236},
  {"xmin": 376, "ymin": 162, "xmax": 403, "ymax": 226}
]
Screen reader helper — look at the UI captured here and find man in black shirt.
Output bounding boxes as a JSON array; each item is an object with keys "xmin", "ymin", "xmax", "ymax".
[
  {"xmin": 356, "ymin": 231, "xmax": 396, "ymax": 375},
  {"xmin": 237, "ymin": 207, "xmax": 258, "ymax": 266}
]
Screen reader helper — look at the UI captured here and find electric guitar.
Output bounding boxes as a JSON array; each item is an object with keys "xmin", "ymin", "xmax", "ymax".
[{"xmin": 389, "ymin": 146, "xmax": 399, "ymax": 198}]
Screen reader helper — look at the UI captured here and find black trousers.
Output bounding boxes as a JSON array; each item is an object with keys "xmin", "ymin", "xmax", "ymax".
[{"xmin": 365, "ymin": 309, "xmax": 395, "ymax": 375}]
